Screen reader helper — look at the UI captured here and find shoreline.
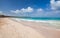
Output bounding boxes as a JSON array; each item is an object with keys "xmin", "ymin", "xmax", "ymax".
[
  {"xmin": 0, "ymin": 18, "xmax": 45, "ymax": 38},
  {"xmin": 11, "ymin": 18, "xmax": 60, "ymax": 29},
  {"xmin": 13, "ymin": 19, "xmax": 60, "ymax": 38},
  {"xmin": 0, "ymin": 18, "xmax": 60, "ymax": 38}
]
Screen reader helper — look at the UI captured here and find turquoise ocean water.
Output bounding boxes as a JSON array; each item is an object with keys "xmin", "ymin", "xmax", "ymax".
[{"xmin": 12, "ymin": 17, "xmax": 60, "ymax": 29}]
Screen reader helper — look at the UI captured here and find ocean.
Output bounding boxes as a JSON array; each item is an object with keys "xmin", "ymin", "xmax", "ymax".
[{"xmin": 12, "ymin": 17, "xmax": 60, "ymax": 29}]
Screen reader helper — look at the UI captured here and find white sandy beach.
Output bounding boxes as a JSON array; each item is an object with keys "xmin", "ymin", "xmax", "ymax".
[
  {"xmin": 0, "ymin": 18, "xmax": 45, "ymax": 38},
  {"xmin": 0, "ymin": 18, "xmax": 60, "ymax": 38},
  {"xmin": 18, "ymin": 20, "xmax": 60, "ymax": 38}
]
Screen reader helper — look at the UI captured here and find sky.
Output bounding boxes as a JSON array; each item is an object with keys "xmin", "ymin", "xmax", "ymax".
[{"xmin": 0, "ymin": 0, "xmax": 60, "ymax": 17}]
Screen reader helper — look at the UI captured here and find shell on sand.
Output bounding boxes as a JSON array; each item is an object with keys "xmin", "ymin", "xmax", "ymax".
[{"xmin": 0, "ymin": 18, "xmax": 44, "ymax": 38}]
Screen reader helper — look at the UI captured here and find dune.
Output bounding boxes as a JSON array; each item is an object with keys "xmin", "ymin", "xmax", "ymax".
[{"xmin": 0, "ymin": 18, "xmax": 45, "ymax": 38}]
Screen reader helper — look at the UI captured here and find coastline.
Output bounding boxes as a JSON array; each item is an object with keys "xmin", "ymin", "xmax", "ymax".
[
  {"xmin": 0, "ymin": 18, "xmax": 45, "ymax": 38},
  {"xmin": 0, "ymin": 18, "xmax": 60, "ymax": 38},
  {"xmin": 11, "ymin": 18, "xmax": 60, "ymax": 38},
  {"xmin": 12, "ymin": 18, "xmax": 60, "ymax": 29}
]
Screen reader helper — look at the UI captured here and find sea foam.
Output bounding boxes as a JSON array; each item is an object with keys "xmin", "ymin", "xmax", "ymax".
[{"xmin": 11, "ymin": 18, "xmax": 60, "ymax": 26}]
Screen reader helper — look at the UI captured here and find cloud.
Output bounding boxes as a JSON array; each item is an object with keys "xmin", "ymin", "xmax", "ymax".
[
  {"xmin": 10, "ymin": 3, "xmax": 60, "ymax": 17},
  {"xmin": 0, "ymin": 11, "xmax": 3, "ymax": 15},
  {"xmin": 11, "ymin": 7, "xmax": 33, "ymax": 13},
  {"xmin": 37, "ymin": 8, "xmax": 44, "ymax": 12},
  {"xmin": 0, "ymin": 11, "xmax": 2, "ymax": 13},
  {"xmin": 50, "ymin": 0, "xmax": 60, "ymax": 10}
]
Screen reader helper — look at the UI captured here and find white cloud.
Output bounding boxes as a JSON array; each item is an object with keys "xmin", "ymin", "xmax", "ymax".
[
  {"xmin": 10, "ymin": 5, "xmax": 60, "ymax": 17},
  {"xmin": 50, "ymin": 0, "xmax": 60, "ymax": 10},
  {"xmin": 26, "ymin": 7, "xmax": 33, "ymax": 12},
  {"xmin": 37, "ymin": 8, "xmax": 44, "ymax": 12},
  {"xmin": 0, "ymin": 11, "xmax": 2, "ymax": 13},
  {"xmin": 11, "ymin": 10, "xmax": 20, "ymax": 13},
  {"xmin": 0, "ymin": 11, "xmax": 3, "ymax": 15},
  {"xmin": 11, "ymin": 7, "xmax": 33, "ymax": 13}
]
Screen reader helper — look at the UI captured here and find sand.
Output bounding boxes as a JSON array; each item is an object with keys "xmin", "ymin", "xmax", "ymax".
[
  {"xmin": 18, "ymin": 20, "xmax": 60, "ymax": 38},
  {"xmin": 0, "ymin": 18, "xmax": 44, "ymax": 38},
  {"xmin": 0, "ymin": 18, "xmax": 60, "ymax": 38}
]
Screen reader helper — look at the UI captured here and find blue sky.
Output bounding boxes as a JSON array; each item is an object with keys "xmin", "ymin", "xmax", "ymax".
[{"xmin": 0, "ymin": 0, "xmax": 60, "ymax": 17}]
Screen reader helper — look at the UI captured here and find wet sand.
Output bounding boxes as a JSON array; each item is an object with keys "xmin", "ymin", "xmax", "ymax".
[
  {"xmin": 18, "ymin": 20, "xmax": 60, "ymax": 38},
  {"xmin": 0, "ymin": 18, "xmax": 60, "ymax": 38}
]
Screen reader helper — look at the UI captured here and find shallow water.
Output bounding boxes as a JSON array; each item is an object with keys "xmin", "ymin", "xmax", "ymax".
[{"xmin": 12, "ymin": 18, "xmax": 60, "ymax": 29}]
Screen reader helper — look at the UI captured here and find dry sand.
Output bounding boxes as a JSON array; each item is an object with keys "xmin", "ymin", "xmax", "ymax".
[{"xmin": 0, "ymin": 18, "xmax": 44, "ymax": 38}]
